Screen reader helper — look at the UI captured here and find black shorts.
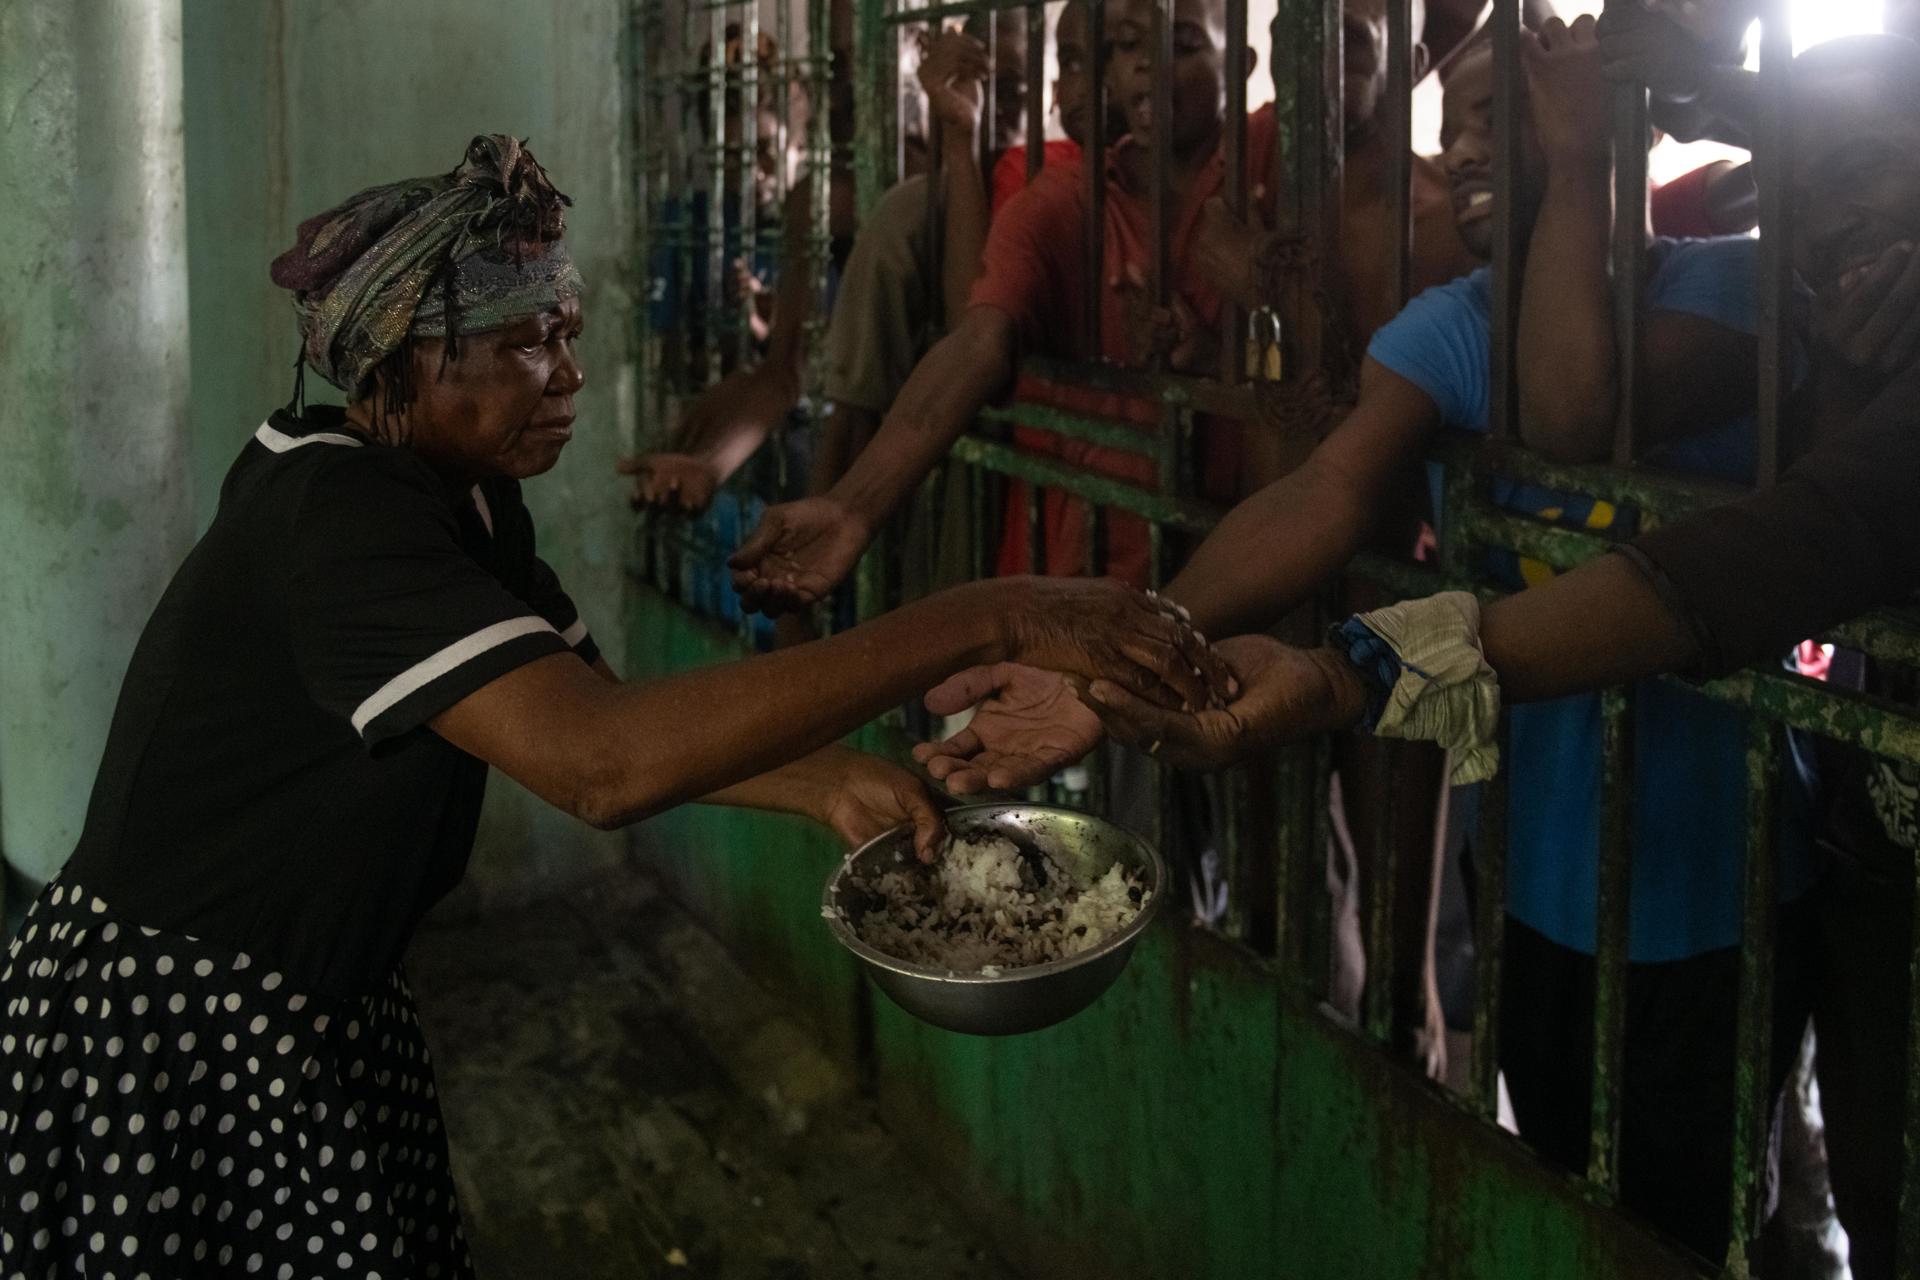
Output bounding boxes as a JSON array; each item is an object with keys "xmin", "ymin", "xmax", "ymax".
[{"xmin": 1497, "ymin": 906, "xmax": 1815, "ymax": 1265}]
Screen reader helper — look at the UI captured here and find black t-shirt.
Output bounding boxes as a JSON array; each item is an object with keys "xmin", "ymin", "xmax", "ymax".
[{"xmin": 65, "ymin": 407, "xmax": 599, "ymax": 999}]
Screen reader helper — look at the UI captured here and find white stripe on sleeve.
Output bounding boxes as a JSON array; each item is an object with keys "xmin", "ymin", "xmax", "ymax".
[
  {"xmin": 470, "ymin": 486, "xmax": 494, "ymax": 536},
  {"xmin": 560, "ymin": 618, "xmax": 590, "ymax": 648},
  {"xmin": 255, "ymin": 421, "xmax": 363, "ymax": 452},
  {"xmin": 350, "ymin": 616, "xmax": 557, "ymax": 736}
]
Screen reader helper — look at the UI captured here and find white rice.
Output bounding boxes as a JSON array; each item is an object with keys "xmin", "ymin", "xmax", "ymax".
[{"xmin": 837, "ymin": 832, "xmax": 1151, "ymax": 974}]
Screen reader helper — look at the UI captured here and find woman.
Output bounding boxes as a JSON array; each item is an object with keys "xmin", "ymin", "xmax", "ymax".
[{"xmin": 0, "ymin": 135, "xmax": 1223, "ymax": 1278}]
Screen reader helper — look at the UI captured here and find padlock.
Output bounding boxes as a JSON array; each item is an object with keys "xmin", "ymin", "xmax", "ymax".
[{"xmin": 1245, "ymin": 308, "xmax": 1283, "ymax": 382}]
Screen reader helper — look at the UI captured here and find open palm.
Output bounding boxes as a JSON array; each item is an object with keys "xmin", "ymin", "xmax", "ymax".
[
  {"xmin": 913, "ymin": 663, "xmax": 1104, "ymax": 795},
  {"xmin": 727, "ymin": 497, "xmax": 872, "ymax": 616}
]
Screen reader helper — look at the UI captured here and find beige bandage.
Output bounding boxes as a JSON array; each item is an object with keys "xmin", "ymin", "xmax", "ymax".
[{"xmin": 1353, "ymin": 591, "xmax": 1502, "ymax": 785}]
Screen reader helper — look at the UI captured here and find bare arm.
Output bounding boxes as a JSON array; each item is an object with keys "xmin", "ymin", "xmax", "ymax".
[
  {"xmin": 725, "ymin": 306, "xmax": 1018, "ymax": 615},
  {"xmin": 1514, "ymin": 17, "xmax": 1620, "ymax": 461},
  {"xmin": 832, "ymin": 305, "xmax": 1016, "ymax": 525},
  {"xmin": 622, "ymin": 183, "xmax": 827, "ymax": 512},
  {"xmin": 918, "ymin": 29, "xmax": 994, "ymax": 331},
  {"xmin": 431, "ymin": 588, "xmax": 993, "ymax": 829},
  {"xmin": 697, "ymin": 741, "xmax": 947, "ymax": 860},
  {"xmin": 760, "ymin": 181, "xmax": 820, "ymax": 400},
  {"xmin": 1517, "ymin": 22, "xmax": 1761, "ymax": 461},
  {"xmin": 810, "ymin": 402, "xmax": 879, "ymax": 496},
  {"xmin": 1478, "ymin": 553, "xmax": 1698, "ymax": 702},
  {"xmin": 599, "ymin": 636, "xmax": 946, "ymax": 854},
  {"xmin": 1515, "ymin": 166, "xmax": 1615, "ymax": 459},
  {"xmin": 1164, "ymin": 358, "xmax": 1441, "ymax": 638},
  {"xmin": 1426, "ymin": 356, "xmax": 1920, "ymax": 702},
  {"xmin": 431, "ymin": 575, "xmax": 1226, "ymax": 830},
  {"xmin": 939, "ymin": 128, "xmax": 992, "ymax": 331}
]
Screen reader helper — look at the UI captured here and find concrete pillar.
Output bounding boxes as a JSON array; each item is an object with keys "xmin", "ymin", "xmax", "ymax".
[{"xmin": 0, "ymin": 2, "xmax": 194, "ymax": 900}]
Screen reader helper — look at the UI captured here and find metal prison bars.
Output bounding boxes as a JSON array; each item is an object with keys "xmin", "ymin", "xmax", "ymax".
[
  {"xmin": 628, "ymin": 0, "xmax": 1920, "ymax": 1273},
  {"xmin": 632, "ymin": 0, "xmax": 838, "ymax": 647}
]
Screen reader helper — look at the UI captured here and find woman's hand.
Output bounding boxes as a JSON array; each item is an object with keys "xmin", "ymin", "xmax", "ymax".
[
  {"xmin": 728, "ymin": 496, "xmax": 874, "ymax": 616},
  {"xmin": 618, "ymin": 452, "xmax": 721, "ymax": 512},
  {"xmin": 998, "ymin": 578, "xmax": 1238, "ymax": 712},
  {"xmin": 1078, "ymin": 636, "xmax": 1369, "ymax": 769},
  {"xmin": 913, "ymin": 663, "xmax": 1105, "ymax": 794},
  {"xmin": 818, "ymin": 751, "xmax": 948, "ymax": 862}
]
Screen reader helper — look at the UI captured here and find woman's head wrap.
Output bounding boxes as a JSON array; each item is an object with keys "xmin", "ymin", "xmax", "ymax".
[{"xmin": 270, "ymin": 135, "xmax": 583, "ymax": 398}]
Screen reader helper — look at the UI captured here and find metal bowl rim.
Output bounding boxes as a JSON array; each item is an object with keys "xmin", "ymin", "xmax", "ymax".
[{"xmin": 821, "ymin": 801, "xmax": 1166, "ymax": 986}]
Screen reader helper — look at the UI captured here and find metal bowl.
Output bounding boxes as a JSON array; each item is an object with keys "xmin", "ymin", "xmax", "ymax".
[{"xmin": 821, "ymin": 802, "xmax": 1165, "ymax": 1036}]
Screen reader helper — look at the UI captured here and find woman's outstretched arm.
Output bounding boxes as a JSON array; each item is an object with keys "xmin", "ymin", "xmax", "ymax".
[{"xmin": 430, "ymin": 576, "xmax": 1229, "ymax": 831}]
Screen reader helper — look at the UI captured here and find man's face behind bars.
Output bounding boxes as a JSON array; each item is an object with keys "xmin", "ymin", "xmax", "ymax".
[
  {"xmin": 961, "ymin": 14, "xmax": 1034, "ymax": 154},
  {"xmin": 1107, "ymin": 0, "xmax": 1257, "ymax": 159},
  {"xmin": 1439, "ymin": 45, "xmax": 1498, "ymax": 258},
  {"xmin": 1342, "ymin": 0, "xmax": 1428, "ymax": 137},
  {"xmin": 1438, "ymin": 42, "xmax": 1547, "ymax": 261},
  {"xmin": 1791, "ymin": 55, "xmax": 1920, "ymax": 378},
  {"xmin": 1055, "ymin": 0, "xmax": 1096, "ymax": 149}
]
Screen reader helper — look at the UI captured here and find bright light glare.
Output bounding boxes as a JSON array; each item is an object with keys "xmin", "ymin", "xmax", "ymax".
[
  {"xmin": 1411, "ymin": 0, "xmax": 1888, "ymax": 180},
  {"xmin": 1787, "ymin": 0, "xmax": 1884, "ymax": 54}
]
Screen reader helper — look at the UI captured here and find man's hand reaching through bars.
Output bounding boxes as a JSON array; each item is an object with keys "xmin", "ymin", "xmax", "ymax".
[
  {"xmin": 1075, "ymin": 635, "xmax": 1370, "ymax": 770},
  {"xmin": 917, "ymin": 28, "xmax": 992, "ymax": 140},
  {"xmin": 729, "ymin": 496, "xmax": 874, "ymax": 615}
]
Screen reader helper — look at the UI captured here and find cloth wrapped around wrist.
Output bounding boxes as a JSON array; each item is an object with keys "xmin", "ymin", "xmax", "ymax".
[{"xmin": 1330, "ymin": 591, "xmax": 1502, "ymax": 784}]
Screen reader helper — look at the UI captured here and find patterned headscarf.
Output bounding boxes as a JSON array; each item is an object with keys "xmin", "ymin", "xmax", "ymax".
[{"xmin": 270, "ymin": 135, "xmax": 583, "ymax": 397}]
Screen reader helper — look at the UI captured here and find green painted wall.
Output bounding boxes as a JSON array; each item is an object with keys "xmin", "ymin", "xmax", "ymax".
[
  {"xmin": 624, "ymin": 585, "xmax": 1708, "ymax": 1280},
  {"xmin": 0, "ymin": 3, "xmax": 195, "ymax": 897},
  {"xmin": 180, "ymin": 0, "xmax": 639, "ymax": 904}
]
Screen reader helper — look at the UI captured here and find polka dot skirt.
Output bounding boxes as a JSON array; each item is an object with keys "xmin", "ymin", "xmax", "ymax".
[{"xmin": 0, "ymin": 877, "xmax": 472, "ymax": 1279}]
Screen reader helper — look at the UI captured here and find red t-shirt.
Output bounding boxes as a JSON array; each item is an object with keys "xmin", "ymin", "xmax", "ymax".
[
  {"xmin": 1651, "ymin": 162, "xmax": 1727, "ymax": 240},
  {"xmin": 991, "ymin": 140, "xmax": 1084, "ymax": 215},
  {"xmin": 972, "ymin": 107, "xmax": 1279, "ymax": 586}
]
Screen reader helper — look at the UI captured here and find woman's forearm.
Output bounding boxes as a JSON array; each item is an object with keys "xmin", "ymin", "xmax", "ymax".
[
  {"xmin": 698, "ymin": 743, "xmax": 858, "ymax": 825},
  {"xmin": 591, "ymin": 585, "xmax": 1007, "ymax": 823},
  {"xmin": 433, "ymin": 581, "xmax": 1015, "ymax": 830}
]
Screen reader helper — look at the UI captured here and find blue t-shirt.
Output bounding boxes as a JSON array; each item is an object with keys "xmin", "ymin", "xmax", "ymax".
[
  {"xmin": 1367, "ymin": 237, "xmax": 1818, "ymax": 961},
  {"xmin": 647, "ymin": 192, "xmax": 784, "ymax": 332}
]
